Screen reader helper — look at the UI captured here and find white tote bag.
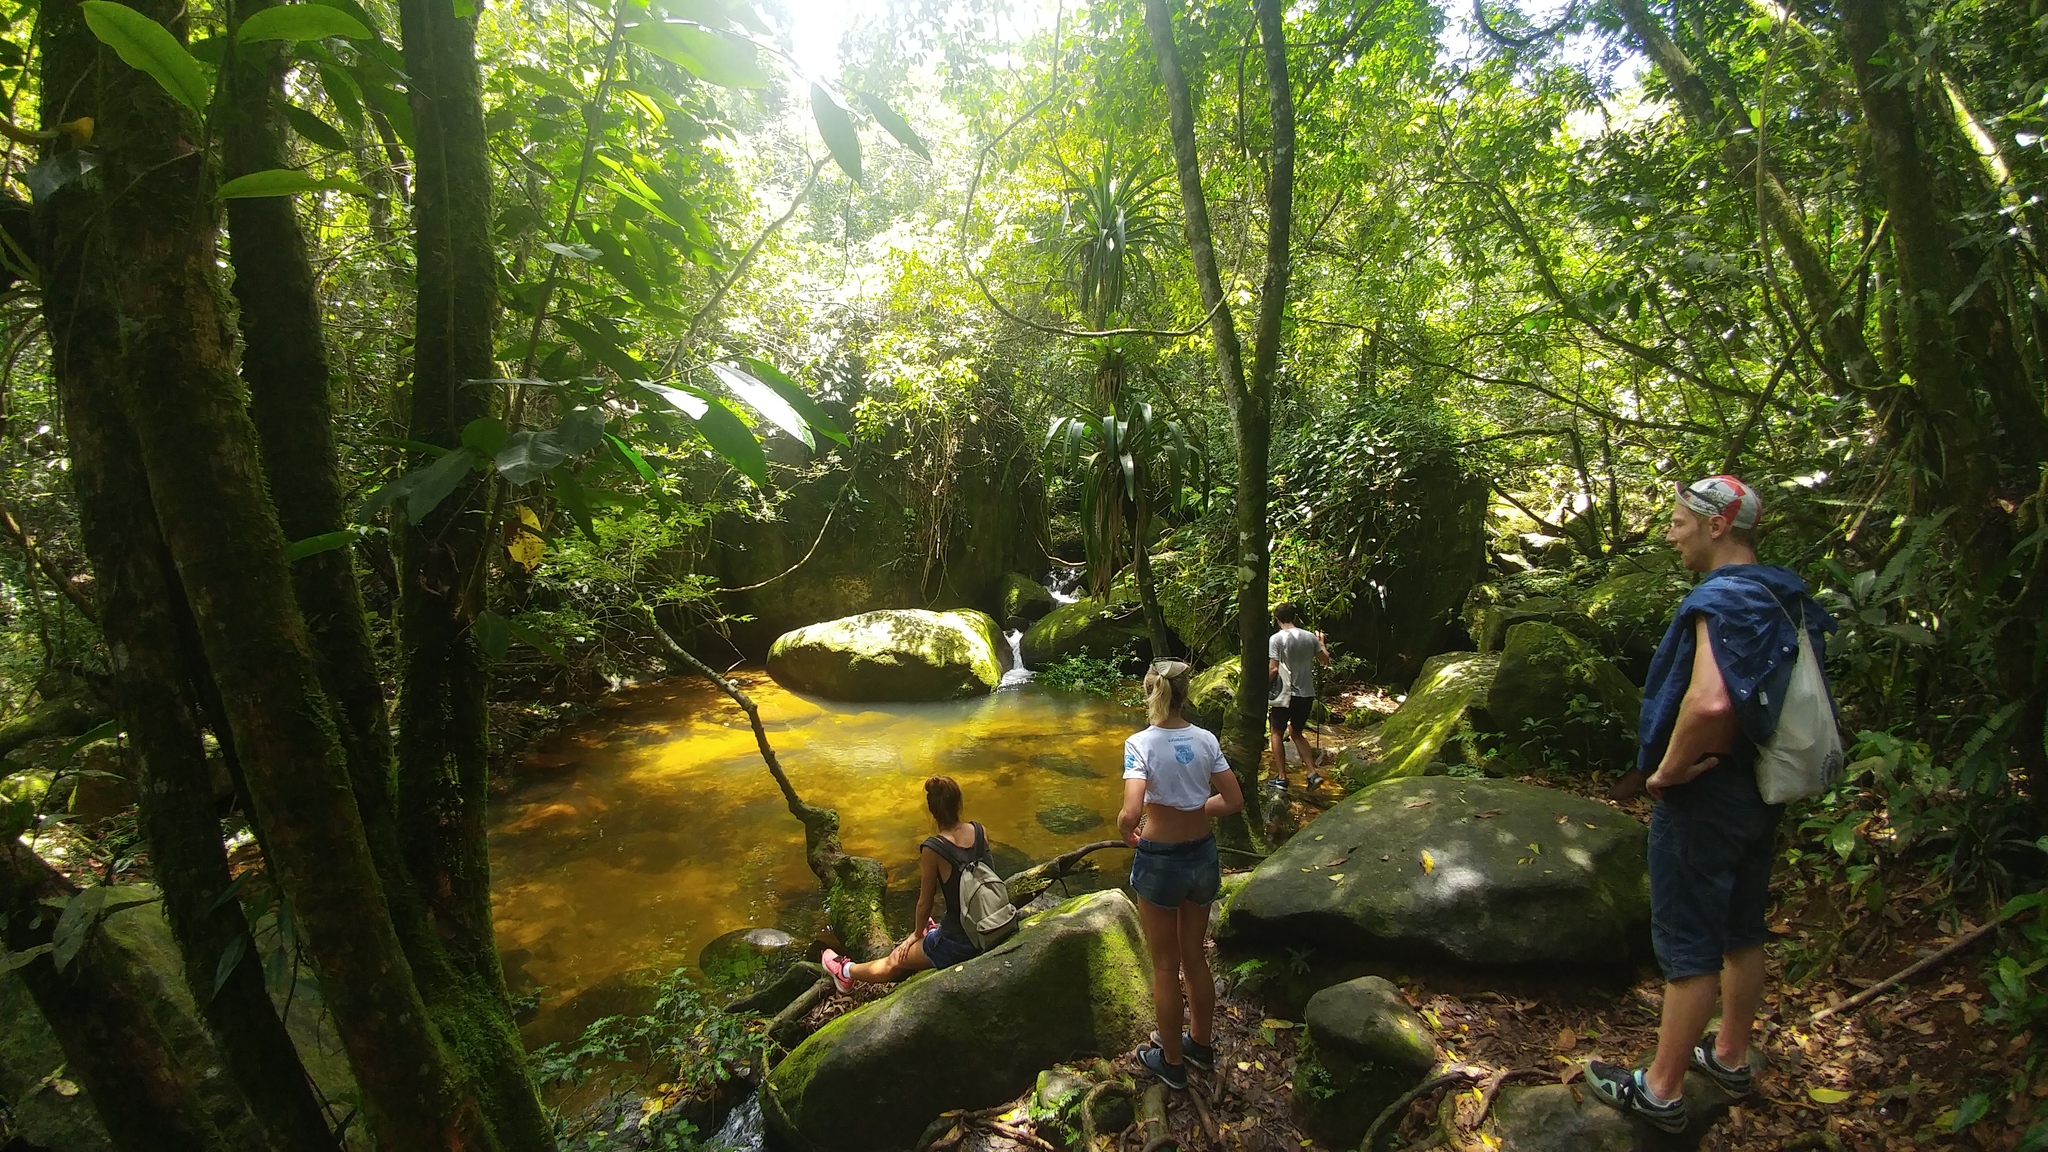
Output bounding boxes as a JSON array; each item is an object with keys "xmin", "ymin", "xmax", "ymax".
[{"xmin": 1753, "ymin": 604, "xmax": 1846, "ymax": 804}]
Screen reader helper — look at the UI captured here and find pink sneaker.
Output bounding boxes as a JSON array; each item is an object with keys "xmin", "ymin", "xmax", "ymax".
[{"xmin": 821, "ymin": 948, "xmax": 855, "ymax": 993}]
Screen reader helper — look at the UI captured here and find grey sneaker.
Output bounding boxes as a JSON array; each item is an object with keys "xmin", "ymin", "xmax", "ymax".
[
  {"xmin": 1585, "ymin": 1060, "xmax": 1685, "ymax": 1134},
  {"xmin": 1690, "ymin": 1033, "xmax": 1754, "ymax": 1097},
  {"xmin": 1150, "ymin": 1030, "xmax": 1215, "ymax": 1071}
]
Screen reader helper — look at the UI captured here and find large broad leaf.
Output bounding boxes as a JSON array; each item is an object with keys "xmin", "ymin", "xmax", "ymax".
[
  {"xmin": 691, "ymin": 397, "xmax": 766, "ymax": 486},
  {"xmin": 80, "ymin": 1, "xmax": 212, "ymax": 114},
  {"xmin": 737, "ymin": 357, "xmax": 848, "ymax": 445},
  {"xmin": 508, "ymin": 63, "xmax": 583, "ymax": 102},
  {"xmin": 809, "ymin": 84, "xmax": 860, "ymax": 182},
  {"xmin": 712, "ymin": 362, "xmax": 811, "ymax": 448},
  {"xmin": 554, "ymin": 315, "xmax": 651, "ymax": 382},
  {"xmin": 404, "ymin": 446, "xmax": 482, "ymax": 521},
  {"xmin": 313, "ymin": 61, "xmax": 365, "ymax": 128},
  {"xmin": 855, "ymin": 92, "xmax": 929, "ymax": 162},
  {"xmin": 549, "ymin": 466, "xmax": 599, "ymax": 541},
  {"xmin": 361, "ymin": 72, "xmax": 415, "ymax": 147},
  {"xmin": 217, "ymin": 168, "xmax": 371, "ymax": 199},
  {"xmin": 495, "ymin": 408, "xmax": 608, "ymax": 485},
  {"xmin": 284, "ymin": 530, "xmax": 356, "ymax": 561},
  {"xmin": 474, "ymin": 609, "xmax": 512, "ymax": 661},
  {"xmin": 626, "ymin": 21, "xmax": 767, "ymax": 88},
  {"xmin": 639, "ymin": 380, "xmax": 709, "ymax": 419},
  {"xmin": 237, "ymin": 4, "xmax": 369, "ymax": 42},
  {"xmin": 283, "ymin": 104, "xmax": 349, "ymax": 150}
]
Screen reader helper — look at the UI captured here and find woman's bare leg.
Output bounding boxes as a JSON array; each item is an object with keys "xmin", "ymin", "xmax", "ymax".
[
  {"xmin": 1137, "ymin": 896, "xmax": 1185, "ymax": 1064},
  {"xmin": 1177, "ymin": 900, "xmax": 1215, "ymax": 1045},
  {"xmin": 849, "ymin": 933, "xmax": 930, "ymax": 984}
]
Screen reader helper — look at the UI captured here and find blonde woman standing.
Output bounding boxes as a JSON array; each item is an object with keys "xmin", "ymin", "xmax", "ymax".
[{"xmin": 1117, "ymin": 659, "xmax": 1244, "ymax": 1089}]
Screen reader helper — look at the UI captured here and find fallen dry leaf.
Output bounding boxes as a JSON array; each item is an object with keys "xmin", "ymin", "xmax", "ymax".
[
  {"xmin": 1421, "ymin": 850, "xmax": 1436, "ymax": 875},
  {"xmin": 1556, "ymin": 1027, "xmax": 1579, "ymax": 1050},
  {"xmin": 1475, "ymin": 809, "xmax": 1502, "ymax": 818},
  {"xmin": 1405, "ymin": 798, "xmax": 1432, "ymax": 808}
]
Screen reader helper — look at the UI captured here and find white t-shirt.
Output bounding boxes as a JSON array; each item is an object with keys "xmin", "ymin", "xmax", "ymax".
[
  {"xmin": 1269, "ymin": 627, "xmax": 1322, "ymax": 698},
  {"xmin": 1122, "ymin": 724, "xmax": 1232, "ymax": 812}
]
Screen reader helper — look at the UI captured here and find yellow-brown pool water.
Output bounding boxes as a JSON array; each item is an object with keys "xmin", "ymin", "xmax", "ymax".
[{"xmin": 489, "ymin": 674, "xmax": 1143, "ymax": 1038}]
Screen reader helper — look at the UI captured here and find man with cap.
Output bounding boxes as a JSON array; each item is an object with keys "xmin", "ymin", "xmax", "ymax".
[{"xmin": 1587, "ymin": 475, "xmax": 1835, "ymax": 1133}]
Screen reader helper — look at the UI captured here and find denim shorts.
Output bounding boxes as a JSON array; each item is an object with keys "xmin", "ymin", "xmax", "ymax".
[
  {"xmin": 1130, "ymin": 835, "xmax": 1222, "ymax": 909},
  {"xmin": 1649, "ymin": 793, "xmax": 1783, "ymax": 980},
  {"xmin": 922, "ymin": 926, "xmax": 980, "ymax": 970}
]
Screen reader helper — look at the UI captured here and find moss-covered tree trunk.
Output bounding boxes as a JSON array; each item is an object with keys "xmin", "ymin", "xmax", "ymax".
[
  {"xmin": 32, "ymin": 0, "xmax": 493, "ymax": 1145},
  {"xmin": 0, "ymin": 841, "xmax": 236, "ymax": 1152},
  {"xmin": 395, "ymin": 0, "xmax": 555, "ymax": 1146}
]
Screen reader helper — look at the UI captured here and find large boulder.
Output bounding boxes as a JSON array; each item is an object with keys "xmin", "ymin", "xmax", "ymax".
[
  {"xmin": 1001, "ymin": 573, "xmax": 1057, "ymax": 623},
  {"xmin": 1020, "ymin": 596, "xmax": 1148, "ymax": 669},
  {"xmin": 1151, "ymin": 550, "xmax": 1235, "ymax": 664},
  {"xmin": 1293, "ymin": 976, "xmax": 1440, "ymax": 1147},
  {"xmin": 1317, "ymin": 462, "xmax": 1489, "ymax": 683},
  {"xmin": 1336, "ymin": 653, "xmax": 1499, "ymax": 790},
  {"xmin": 766, "ymin": 610, "xmax": 1004, "ymax": 702},
  {"xmin": 1215, "ymin": 777, "xmax": 1650, "ymax": 967},
  {"xmin": 1474, "ymin": 596, "xmax": 1600, "ymax": 655},
  {"xmin": 1184, "ymin": 658, "xmax": 1240, "ymax": 731},
  {"xmin": 1485, "ymin": 622, "xmax": 1641, "ymax": 773},
  {"xmin": 760, "ymin": 891, "xmax": 1152, "ymax": 1152},
  {"xmin": 1581, "ymin": 559, "xmax": 1691, "ymax": 679}
]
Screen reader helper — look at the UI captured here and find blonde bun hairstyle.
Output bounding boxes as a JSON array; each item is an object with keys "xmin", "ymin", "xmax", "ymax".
[{"xmin": 1144, "ymin": 660, "xmax": 1193, "ymax": 727}]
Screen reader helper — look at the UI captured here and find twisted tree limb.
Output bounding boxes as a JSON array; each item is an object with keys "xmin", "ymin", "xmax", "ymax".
[{"xmin": 1004, "ymin": 839, "xmax": 1129, "ymax": 905}]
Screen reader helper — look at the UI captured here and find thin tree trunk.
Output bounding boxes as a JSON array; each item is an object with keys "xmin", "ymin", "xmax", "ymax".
[
  {"xmin": 33, "ymin": 0, "xmax": 491, "ymax": 1143},
  {"xmin": 0, "ymin": 841, "xmax": 233, "ymax": 1152},
  {"xmin": 1132, "ymin": 482, "xmax": 1173, "ymax": 658}
]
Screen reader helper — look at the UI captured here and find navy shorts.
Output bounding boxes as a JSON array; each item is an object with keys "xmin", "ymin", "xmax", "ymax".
[
  {"xmin": 1649, "ymin": 793, "xmax": 1783, "ymax": 980},
  {"xmin": 1269, "ymin": 695, "xmax": 1312, "ymax": 737},
  {"xmin": 1130, "ymin": 835, "xmax": 1221, "ymax": 908},
  {"xmin": 922, "ymin": 926, "xmax": 979, "ymax": 969}
]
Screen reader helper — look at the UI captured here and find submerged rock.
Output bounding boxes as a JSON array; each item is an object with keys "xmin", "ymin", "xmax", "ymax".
[
  {"xmin": 698, "ymin": 927, "xmax": 801, "ymax": 995},
  {"xmin": 1001, "ymin": 573, "xmax": 1057, "ymax": 622},
  {"xmin": 760, "ymin": 891, "xmax": 1151, "ymax": 1152},
  {"xmin": 1020, "ymin": 595, "xmax": 1149, "ymax": 668},
  {"xmin": 1031, "ymin": 752, "xmax": 1102, "ymax": 779},
  {"xmin": 1035, "ymin": 804, "xmax": 1105, "ymax": 835},
  {"xmin": 1216, "ymin": 777, "xmax": 1650, "ymax": 968},
  {"xmin": 1337, "ymin": 652, "xmax": 1499, "ymax": 789},
  {"xmin": 766, "ymin": 609, "xmax": 1005, "ymax": 702},
  {"xmin": 1486, "ymin": 622, "xmax": 1640, "ymax": 773},
  {"xmin": 1293, "ymin": 977, "xmax": 1439, "ymax": 1148}
]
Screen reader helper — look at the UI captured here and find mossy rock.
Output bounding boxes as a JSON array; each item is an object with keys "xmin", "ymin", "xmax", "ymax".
[
  {"xmin": 1184, "ymin": 658, "xmax": 1240, "ymax": 731},
  {"xmin": 1581, "ymin": 564, "xmax": 1692, "ymax": 678},
  {"xmin": 1152, "ymin": 550, "xmax": 1235, "ymax": 664},
  {"xmin": 760, "ymin": 891, "xmax": 1152, "ymax": 1152},
  {"xmin": 766, "ymin": 609, "xmax": 1004, "ymax": 702},
  {"xmin": 1215, "ymin": 777, "xmax": 1650, "ymax": 968},
  {"xmin": 1001, "ymin": 573, "xmax": 1058, "ymax": 623},
  {"xmin": 1020, "ymin": 596, "xmax": 1147, "ymax": 668},
  {"xmin": 1485, "ymin": 622, "xmax": 1641, "ymax": 773},
  {"xmin": 1028, "ymin": 1064, "xmax": 1135, "ymax": 1147},
  {"xmin": 1475, "ymin": 596, "xmax": 1602, "ymax": 655},
  {"xmin": 1292, "ymin": 977, "xmax": 1439, "ymax": 1148},
  {"xmin": 1035, "ymin": 804, "xmax": 1105, "ymax": 835},
  {"xmin": 1336, "ymin": 652, "xmax": 1499, "ymax": 789},
  {"xmin": 698, "ymin": 927, "xmax": 801, "ymax": 995}
]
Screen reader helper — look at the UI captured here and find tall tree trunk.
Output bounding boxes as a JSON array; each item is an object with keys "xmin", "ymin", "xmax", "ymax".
[
  {"xmin": 33, "ymin": 0, "xmax": 493, "ymax": 1145},
  {"xmin": 396, "ymin": 0, "xmax": 555, "ymax": 1146},
  {"xmin": 1143, "ymin": 0, "xmax": 1293, "ymax": 836},
  {"xmin": 65, "ymin": 352, "xmax": 338, "ymax": 1152},
  {"xmin": 0, "ymin": 842, "xmax": 235, "ymax": 1152},
  {"xmin": 1610, "ymin": 0, "xmax": 1881, "ymax": 393}
]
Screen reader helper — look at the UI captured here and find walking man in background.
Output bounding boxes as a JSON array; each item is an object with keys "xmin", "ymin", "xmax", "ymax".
[
  {"xmin": 1266, "ymin": 602, "xmax": 1329, "ymax": 792},
  {"xmin": 1588, "ymin": 476, "xmax": 1835, "ymax": 1132}
]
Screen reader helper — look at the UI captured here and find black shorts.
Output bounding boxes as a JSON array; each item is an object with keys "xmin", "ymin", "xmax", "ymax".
[{"xmin": 1268, "ymin": 694, "xmax": 1312, "ymax": 737}]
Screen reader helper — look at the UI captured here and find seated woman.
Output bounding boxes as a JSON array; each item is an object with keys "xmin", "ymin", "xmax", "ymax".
[
  {"xmin": 821, "ymin": 775, "xmax": 991, "ymax": 990},
  {"xmin": 1119, "ymin": 659, "xmax": 1244, "ymax": 1090}
]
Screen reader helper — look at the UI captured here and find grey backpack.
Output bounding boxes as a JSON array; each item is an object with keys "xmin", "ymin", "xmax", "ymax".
[{"xmin": 955, "ymin": 855, "xmax": 1018, "ymax": 950}]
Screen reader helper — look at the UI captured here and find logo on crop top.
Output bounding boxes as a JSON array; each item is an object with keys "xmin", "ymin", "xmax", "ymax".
[{"xmin": 1173, "ymin": 743, "xmax": 1195, "ymax": 764}]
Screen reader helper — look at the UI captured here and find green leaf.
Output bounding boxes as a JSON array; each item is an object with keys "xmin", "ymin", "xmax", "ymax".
[
  {"xmin": 313, "ymin": 61, "xmax": 365, "ymax": 128},
  {"xmin": 809, "ymin": 84, "xmax": 860, "ymax": 182},
  {"xmin": 640, "ymin": 381, "xmax": 709, "ymax": 419},
  {"xmin": 1807, "ymin": 1087, "xmax": 1850, "ymax": 1105},
  {"xmin": 0, "ymin": 944, "xmax": 53, "ymax": 975},
  {"xmin": 625, "ymin": 21, "xmax": 767, "ymax": 88},
  {"xmin": 505, "ymin": 618, "xmax": 567, "ymax": 664},
  {"xmin": 691, "ymin": 397, "xmax": 766, "ymax": 486},
  {"xmin": 283, "ymin": 104, "xmax": 349, "ymax": 150},
  {"xmin": 362, "ymin": 73, "xmax": 415, "ymax": 147},
  {"xmin": 474, "ymin": 609, "xmax": 511, "ymax": 661},
  {"xmin": 548, "ymin": 466, "xmax": 599, "ymax": 542},
  {"xmin": 508, "ymin": 64, "xmax": 583, "ymax": 103},
  {"xmin": 80, "ymin": 1, "xmax": 212, "ymax": 114},
  {"xmin": 1828, "ymin": 819, "xmax": 1856, "ymax": 860},
  {"xmin": 712, "ymin": 362, "xmax": 811, "ymax": 448},
  {"xmin": 237, "ymin": 4, "xmax": 369, "ymax": 42},
  {"xmin": 737, "ymin": 357, "xmax": 848, "ymax": 445},
  {"xmin": 210, "ymin": 933, "xmax": 247, "ymax": 1000},
  {"xmin": 403, "ymin": 446, "xmax": 482, "ymax": 521},
  {"xmin": 461, "ymin": 415, "xmax": 508, "ymax": 458},
  {"xmin": 308, "ymin": 0, "xmax": 384, "ymax": 39},
  {"xmin": 496, "ymin": 410, "xmax": 609, "ymax": 485},
  {"xmin": 854, "ymin": 92, "xmax": 929, "ymax": 161},
  {"xmin": 217, "ymin": 168, "xmax": 372, "ymax": 199},
  {"xmin": 284, "ymin": 530, "xmax": 356, "ymax": 561}
]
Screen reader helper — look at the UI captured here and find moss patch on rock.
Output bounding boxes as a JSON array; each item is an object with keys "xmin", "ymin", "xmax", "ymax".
[
  {"xmin": 1581, "ymin": 563, "xmax": 1692, "ymax": 676},
  {"xmin": 1485, "ymin": 621, "xmax": 1641, "ymax": 773},
  {"xmin": 1001, "ymin": 573, "xmax": 1057, "ymax": 622},
  {"xmin": 1020, "ymin": 596, "xmax": 1148, "ymax": 668},
  {"xmin": 760, "ymin": 891, "xmax": 1151, "ymax": 1152},
  {"xmin": 1185, "ymin": 658, "xmax": 1240, "ymax": 731},
  {"xmin": 1293, "ymin": 976, "xmax": 1439, "ymax": 1148},
  {"xmin": 766, "ymin": 609, "xmax": 1004, "ymax": 702},
  {"xmin": 1338, "ymin": 652, "xmax": 1499, "ymax": 789}
]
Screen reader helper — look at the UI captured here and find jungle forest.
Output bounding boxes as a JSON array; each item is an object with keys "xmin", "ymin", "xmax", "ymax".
[{"xmin": 0, "ymin": 0, "xmax": 2044, "ymax": 1145}]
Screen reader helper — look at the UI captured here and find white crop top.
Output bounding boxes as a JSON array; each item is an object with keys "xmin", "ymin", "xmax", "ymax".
[{"xmin": 1122, "ymin": 724, "xmax": 1232, "ymax": 811}]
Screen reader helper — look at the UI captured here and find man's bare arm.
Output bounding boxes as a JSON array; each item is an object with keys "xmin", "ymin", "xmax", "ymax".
[{"xmin": 1647, "ymin": 617, "xmax": 1740, "ymax": 798}]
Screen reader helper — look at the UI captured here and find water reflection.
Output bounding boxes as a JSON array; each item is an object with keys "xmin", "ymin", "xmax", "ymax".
[{"xmin": 489, "ymin": 674, "xmax": 1140, "ymax": 1037}]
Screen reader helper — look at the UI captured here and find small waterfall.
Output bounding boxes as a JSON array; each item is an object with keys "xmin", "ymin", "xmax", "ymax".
[
  {"xmin": 708, "ymin": 1093, "xmax": 764, "ymax": 1152},
  {"xmin": 998, "ymin": 629, "xmax": 1033, "ymax": 688},
  {"xmin": 1045, "ymin": 566, "xmax": 1082, "ymax": 604}
]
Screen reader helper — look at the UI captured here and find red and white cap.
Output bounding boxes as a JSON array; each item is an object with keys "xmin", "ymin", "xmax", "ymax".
[{"xmin": 1678, "ymin": 474, "xmax": 1761, "ymax": 530}]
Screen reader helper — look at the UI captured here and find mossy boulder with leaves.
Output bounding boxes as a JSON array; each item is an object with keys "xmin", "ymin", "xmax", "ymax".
[
  {"xmin": 765, "ymin": 609, "xmax": 1005, "ymax": 702},
  {"xmin": 1336, "ymin": 653, "xmax": 1500, "ymax": 789},
  {"xmin": 760, "ymin": 891, "xmax": 1152, "ymax": 1152},
  {"xmin": 1474, "ymin": 596, "xmax": 1601, "ymax": 655},
  {"xmin": 1485, "ymin": 622, "xmax": 1641, "ymax": 773},
  {"xmin": 1292, "ymin": 976, "xmax": 1439, "ymax": 1147},
  {"xmin": 1580, "ymin": 559, "xmax": 1692, "ymax": 678},
  {"xmin": 1020, "ymin": 594, "xmax": 1149, "ymax": 668},
  {"xmin": 1215, "ymin": 777, "xmax": 1650, "ymax": 968},
  {"xmin": 1000, "ymin": 572, "xmax": 1058, "ymax": 622},
  {"xmin": 1184, "ymin": 657, "xmax": 1241, "ymax": 730}
]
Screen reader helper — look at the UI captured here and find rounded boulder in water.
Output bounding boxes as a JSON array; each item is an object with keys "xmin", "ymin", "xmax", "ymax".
[
  {"xmin": 1036, "ymin": 804, "xmax": 1104, "ymax": 835},
  {"xmin": 698, "ymin": 927, "xmax": 801, "ymax": 994}
]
